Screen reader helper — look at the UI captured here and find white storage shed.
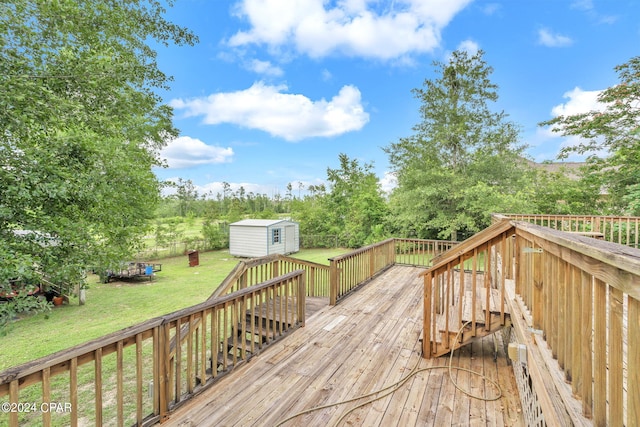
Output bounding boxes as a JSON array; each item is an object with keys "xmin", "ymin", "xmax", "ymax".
[{"xmin": 229, "ymin": 219, "xmax": 300, "ymax": 258}]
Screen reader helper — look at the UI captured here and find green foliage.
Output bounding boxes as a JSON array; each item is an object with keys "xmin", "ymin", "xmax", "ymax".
[
  {"xmin": 173, "ymin": 178, "xmax": 200, "ymax": 217},
  {"xmin": 0, "ymin": 1, "xmax": 196, "ymax": 286},
  {"xmin": 201, "ymin": 220, "xmax": 229, "ymax": 250},
  {"xmin": 532, "ymin": 166, "xmax": 603, "ymax": 214},
  {"xmin": 0, "ymin": 295, "xmax": 51, "ymax": 334},
  {"xmin": 292, "ymin": 154, "xmax": 389, "ymax": 248},
  {"xmin": 385, "ymin": 49, "xmax": 535, "ymax": 239},
  {"xmin": 540, "ymin": 55, "xmax": 640, "ymax": 214}
]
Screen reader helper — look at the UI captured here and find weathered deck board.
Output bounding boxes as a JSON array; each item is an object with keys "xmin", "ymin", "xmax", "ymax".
[{"xmin": 160, "ymin": 266, "xmax": 522, "ymax": 427}]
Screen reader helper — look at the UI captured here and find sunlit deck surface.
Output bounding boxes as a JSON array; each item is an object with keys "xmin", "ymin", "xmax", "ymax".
[{"xmin": 161, "ymin": 265, "xmax": 523, "ymax": 427}]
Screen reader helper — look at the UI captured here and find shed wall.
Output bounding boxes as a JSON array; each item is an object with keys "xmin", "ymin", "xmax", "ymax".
[
  {"xmin": 229, "ymin": 226, "xmax": 268, "ymax": 257},
  {"xmin": 229, "ymin": 220, "xmax": 300, "ymax": 257}
]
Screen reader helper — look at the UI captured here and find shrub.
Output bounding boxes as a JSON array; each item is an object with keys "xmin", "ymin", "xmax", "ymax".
[{"xmin": 0, "ymin": 295, "xmax": 51, "ymax": 333}]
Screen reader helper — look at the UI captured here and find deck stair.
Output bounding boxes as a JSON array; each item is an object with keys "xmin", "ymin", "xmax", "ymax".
[
  {"xmin": 431, "ymin": 277, "xmax": 511, "ymax": 358},
  {"xmin": 422, "ymin": 220, "xmax": 514, "ymax": 358},
  {"xmin": 211, "ymin": 294, "xmax": 322, "ymax": 376}
]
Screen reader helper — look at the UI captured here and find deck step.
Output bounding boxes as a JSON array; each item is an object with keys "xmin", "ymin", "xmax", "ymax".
[
  {"xmin": 430, "ymin": 312, "xmax": 511, "ymax": 357},
  {"xmin": 245, "ymin": 312, "xmax": 291, "ymax": 331}
]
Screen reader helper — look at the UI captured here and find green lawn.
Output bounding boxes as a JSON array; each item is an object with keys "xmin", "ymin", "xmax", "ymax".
[{"xmin": 0, "ymin": 248, "xmax": 350, "ymax": 372}]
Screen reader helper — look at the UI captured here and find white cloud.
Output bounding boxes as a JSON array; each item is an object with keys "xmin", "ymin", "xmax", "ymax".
[
  {"xmin": 228, "ymin": 0, "xmax": 473, "ymax": 60},
  {"xmin": 533, "ymin": 87, "xmax": 607, "ymax": 159},
  {"xmin": 481, "ymin": 3, "xmax": 501, "ymax": 16},
  {"xmin": 570, "ymin": 0, "xmax": 593, "ymax": 11},
  {"xmin": 247, "ymin": 59, "xmax": 284, "ymax": 76},
  {"xmin": 456, "ymin": 39, "xmax": 479, "ymax": 56},
  {"xmin": 161, "ymin": 136, "xmax": 234, "ymax": 169},
  {"xmin": 379, "ymin": 171, "xmax": 397, "ymax": 193},
  {"xmin": 537, "ymin": 28, "xmax": 573, "ymax": 47},
  {"xmin": 551, "ymin": 87, "xmax": 604, "ymax": 117},
  {"xmin": 170, "ymin": 82, "xmax": 369, "ymax": 141},
  {"xmin": 571, "ymin": 0, "xmax": 617, "ymax": 24}
]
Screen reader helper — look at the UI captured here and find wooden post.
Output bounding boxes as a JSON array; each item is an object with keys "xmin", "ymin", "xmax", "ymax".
[
  {"xmin": 70, "ymin": 358, "xmax": 78, "ymax": 427},
  {"xmin": 609, "ymin": 286, "xmax": 624, "ymax": 426},
  {"xmin": 628, "ymin": 296, "xmax": 640, "ymax": 426},
  {"xmin": 298, "ymin": 274, "xmax": 306, "ymax": 327},
  {"xmin": 570, "ymin": 266, "xmax": 582, "ymax": 395},
  {"xmin": 136, "ymin": 334, "xmax": 143, "ymax": 426},
  {"xmin": 580, "ymin": 270, "xmax": 592, "ymax": 418},
  {"xmin": 423, "ymin": 271, "xmax": 432, "ymax": 358},
  {"xmin": 42, "ymin": 367, "xmax": 51, "ymax": 427},
  {"xmin": 94, "ymin": 348, "xmax": 103, "ymax": 426},
  {"xmin": 9, "ymin": 380, "xmax": 18, "ymax": 427},
  {"xmin": 329, "ymin": 259, "xmax": 338, "ymax": 306},
  {"xmin": 532, "ymin": 244, "xmax": 543, "ymax": 331},
  {"xmin": 592, "ymin": 278, "xmax": 606, "ymax": 425},
  {"xmin": 369, "ymin": 247, "xmax": 375, "ymax": 278},
  {"xmin": 158, "ymin": 324, "xmax": 170, "ymax": 421},
  {"xmin": 116, "ymin": 341, "xmax": 124, "ymax": 425},
  {"xmin": 500, "ymin": 233, "xmax": 506, "ymax": 325}
]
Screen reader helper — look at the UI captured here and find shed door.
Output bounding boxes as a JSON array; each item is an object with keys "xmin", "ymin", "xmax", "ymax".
[{"xmin": 285, "ymin": 225, "xmax": 295, "ymax": 253}]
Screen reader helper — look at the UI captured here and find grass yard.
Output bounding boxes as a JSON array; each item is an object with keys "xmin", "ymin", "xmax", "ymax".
[{"xmin": 0, "ymin": 248, "xmax": 350, "ymax": 372}]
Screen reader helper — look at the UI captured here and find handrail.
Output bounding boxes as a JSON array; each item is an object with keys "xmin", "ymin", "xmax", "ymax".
[
  {"xmin": 209, "ymin": 254, "xmax": 330, "ymax": 299},
  {"xmin": 0, "ymin": 271, "xmax": 306, "ymax": 427},
  {"xmin": 495, "ymin": 213, "xmax": 640, "ymax": 247},
  {"xmin": 328, "ymin": 239, "xmax": 396, "ymax": 305},
  {"xmin": 393, "ymin": 238, "xmax": 457, "ymax": 266},
  {"xmin": 327, "ymin": 238, "xmax": 456, "ymax": 305}
]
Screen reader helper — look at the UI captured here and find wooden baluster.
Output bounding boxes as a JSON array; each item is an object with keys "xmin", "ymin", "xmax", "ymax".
[
  {"xmin": 42, "ymin": 367, "xmax": 51, "ymax": 427},
  {"xmin": 117, "ymin": 341, "xmax": 124, "ymax": 426},
  {"xmin": 609, "ymin": 286, "xmax": 624, "ymax": 426},
  {"xmin": 136, "ymin": 334, "xmax": 143, "ymax": 426},
  {"xmin": 629, "ymin": 296, "xmax": 640, "ymax": 426},
  {"xmin": 570, "ymin": 266, "xmax": 582, "ymax": 395},
  {"xmin": 95, "ymin": 348, "xmax": 103, "ymax": 425},
  {"xmin": 70, "ymin": 358, "xmax": 78, "ymax": 427},
  {"xmin": 580, "ymin": 271, "xmax": 592, "ymax": 418}
]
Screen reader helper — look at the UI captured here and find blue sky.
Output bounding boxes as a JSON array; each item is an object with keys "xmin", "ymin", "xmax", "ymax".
[{"xmin": 153, "ymin": 0, "xmax": 640, "ymax": 198}]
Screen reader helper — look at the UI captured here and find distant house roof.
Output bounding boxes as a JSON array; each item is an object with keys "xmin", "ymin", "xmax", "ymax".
[
  {"xmin": 230, "ymin": 219, "xmax": 295, "ymax": 227},
  {"xmin": 527, "ymin": 160, "xmax": 585, "ymax": 180}
]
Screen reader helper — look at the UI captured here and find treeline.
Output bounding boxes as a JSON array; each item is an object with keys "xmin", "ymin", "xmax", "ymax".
[{"xmin": 155, "ymin": 153, "xmax": 601, "ymax": 250}]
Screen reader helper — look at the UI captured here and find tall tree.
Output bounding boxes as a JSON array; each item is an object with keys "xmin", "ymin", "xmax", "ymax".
[
  {"xmin": 0, "ymin": 1, "xmax": 196, "ymax": 287},
  {"xmin": 174, "ymin": 178, "xmax": 199, "ymax": 217},
  {"xmin": 540, "ymin": 56, "xmax": 640, "ymax": 213},
  {"xmin": 385, "ymin": 50, "xmax": 534, "ymax": 239},
  {"xmin": 325, "ymin": 153, "xmax": 388, "ymax": 247}
]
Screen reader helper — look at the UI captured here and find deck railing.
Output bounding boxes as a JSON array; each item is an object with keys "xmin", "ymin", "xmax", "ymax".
[
  {"xmin": 393, "ymin": 237, "xmax": 457, "ymax": 266},
  {"xmin": 495, "ymin": 213, "xmax": 640, "ymax": 248},
  {"xmin": 209, "ymin": 254, "xmax": 330, "ymax": 299},
  {"xmin": 511, "ymin": 221, "xmax": 640, "ymax": 426},
  {"xmin": 0, "ymin": 271, "xmax": 306, "ymax": 427},
  {"xmin": 327, "ymin": 238, "xmax": 456, "ymax": 305},
  {"xmin": 422, "ymin": 220, "xmax": 513, "ymax": 358},
  {"xmin": 328, "ymin": 238, "xmax": 396, "ymax": 305},
  {"xmin": 426, "ymin": 218, "xmax": 640, "ymax": 426}
]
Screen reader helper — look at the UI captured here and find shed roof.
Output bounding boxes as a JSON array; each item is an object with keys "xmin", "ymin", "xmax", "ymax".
[{"xmin": 230, "ymin": 219, "xmax": 295, "ymax": 227}]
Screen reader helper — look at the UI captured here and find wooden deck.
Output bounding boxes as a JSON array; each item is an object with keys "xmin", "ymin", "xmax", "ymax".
[{"xmin": 160, "ymin": 266, "xmax": 523, "ymax": 427}]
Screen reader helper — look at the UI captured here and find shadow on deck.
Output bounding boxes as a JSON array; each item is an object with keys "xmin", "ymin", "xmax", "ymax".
[{"xmin": 160, "ymin": 266, "xmax": 523, "ymax": 426}]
